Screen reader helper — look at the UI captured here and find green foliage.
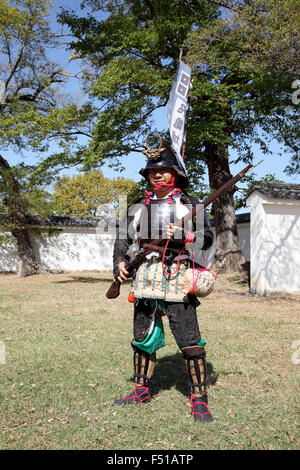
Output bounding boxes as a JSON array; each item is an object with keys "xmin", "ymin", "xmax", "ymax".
[
  {"xmin": 0, "ymin": 231, "xmax": 9, "ymax": 244},
  {"xmin": 58, "ymin": 0, "xmax": 217, "ymax": 183},
  {"xmin": 0, "ymin": 161, "xmax": 56, "ymax": 218},
  {"xmin": 59, "ymin": 0, "xmax": 299, "ymax": 185},
  {"xmin": 0, "ymin": 0, "xmax": 66, "ymax": 150},
  {"xmin": 0, "ymin": 0, "xmax": 96, "ymax": 224},
  {"xmin": 30, "ymin": 226, "xmax": 62, "ymax": 241},
  {"xmin": 22, "ymin": 187, "xmax": 57, "ymax": 218},
  {"xmin": 52, "ymin": 170, "xmax": 140, "ymax": 217},
  {"xmin": 187, "ymin": 0, "xmax": 300, "ymax": 174}
]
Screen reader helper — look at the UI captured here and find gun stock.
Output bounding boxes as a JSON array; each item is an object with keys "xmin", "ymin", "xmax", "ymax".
[
  {"xmin": 105, "ymin": 246, "xmax": 153, "ymax": 299},
  {"xmin": 106, "ymin": 279, "xmax": 121, "ymax": 299}
]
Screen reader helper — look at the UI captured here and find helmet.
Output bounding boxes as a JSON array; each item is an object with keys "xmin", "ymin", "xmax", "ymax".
[{"xmin": 139, "ymin": 136, "xmax": 189, "ymax": 189}]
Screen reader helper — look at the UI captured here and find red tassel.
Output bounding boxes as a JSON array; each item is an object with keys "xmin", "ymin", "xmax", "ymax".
[
  {"xmin": 128, "ymin": 292, "xmax": 136, "ymax": 303},
  {"xmin": 144, "ymin": 190, "xmax": 153, "ymax": 205}
]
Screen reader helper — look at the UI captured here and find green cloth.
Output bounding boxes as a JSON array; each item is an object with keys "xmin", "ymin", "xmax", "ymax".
[
  {"xmin": 132, "ymin": 299, "xmax": 206, "ymax": 354},
  {"xmin": 176, "ymin": 337, "xmax": 207, "ymax": 350},
  {"xmin": 133, "ymin": 312, "xmax": 165, "ymax": 355}
]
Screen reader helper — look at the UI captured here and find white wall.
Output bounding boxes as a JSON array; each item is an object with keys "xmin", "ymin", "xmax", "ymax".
[
  {"xmin": 0, "ymin": 221, "xmax": 250, "ymax": 273},
  {"xmin": 0, "ymin": 228, "xmax": 115, "ymax": 272},
  {"xmin": 0, "ymin": 235, "xmax": 19, "ymax": 272},
  {"xmin": 202, "ymin": 223, "xmax": 250, "ymax": 267},
  {"xmin": 36, "ymin": 229, "xmax": 115, "ymax": 271},
  {"xmin": 247, "ymin": 192, "xmax": 300, "ymax": 296}
]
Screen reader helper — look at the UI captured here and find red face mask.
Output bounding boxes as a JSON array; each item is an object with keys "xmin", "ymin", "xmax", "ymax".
[{"xmin": 150, "ymin": 171, "xmax": 176, "ymax": 191}]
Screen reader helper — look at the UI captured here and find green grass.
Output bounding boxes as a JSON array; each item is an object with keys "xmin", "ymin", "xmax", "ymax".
[{"xmin": 0, "ymin": 271, "xmax": 299, "ymax": 450}]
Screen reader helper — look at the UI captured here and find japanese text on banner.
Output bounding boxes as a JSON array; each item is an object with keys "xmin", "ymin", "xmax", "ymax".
[{"xmin": 167, "ymin": 60, "xmax": 191, "ymax": 173}]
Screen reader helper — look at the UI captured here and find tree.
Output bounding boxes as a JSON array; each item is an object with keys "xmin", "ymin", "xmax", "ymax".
[
  {"xmin": 59, "ymin": 0, "xmax": 299, "ymax": 272},
  {"xmin": 52, "ymin": 170, "xmax": 140, "ymax": 217},
  {"xmin": 186, "ymin": 0, "xmax": 299, "ymax": 268},
  {"xmin": 0, "ymin": 0, "xmax": 93, "ymax": 276}
]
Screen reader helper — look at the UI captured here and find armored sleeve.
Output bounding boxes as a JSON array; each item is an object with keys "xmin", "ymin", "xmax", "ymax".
[
  {"xmin": 112, "ymin": 196, "xmax": 143, "ymax": 276},
  {"xmin": 179, "ymin": 193, "xmax": 214, "ymax": 251}
]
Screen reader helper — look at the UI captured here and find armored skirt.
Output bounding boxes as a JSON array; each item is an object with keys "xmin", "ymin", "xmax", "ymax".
[{"xmin": 132, "ymin": 258, "xmax": 190, "ymax": 303}]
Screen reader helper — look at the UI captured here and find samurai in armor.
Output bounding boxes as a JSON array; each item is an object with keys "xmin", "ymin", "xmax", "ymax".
[{"xmin": 112, "ymin": 141, "xmax": 214, "ymax": 422}]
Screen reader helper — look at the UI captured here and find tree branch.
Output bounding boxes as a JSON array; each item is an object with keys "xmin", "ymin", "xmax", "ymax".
[
  {"xmin": 0, "ymin": 154, "xmax": 10, "ymax": 172},
  {"xmin": 52, "ymin": 130, "xmax": 93, "ymax": 139},
  {"xmin": 5, "ymin": 42, "xmax": 26, "ymax": 89}
]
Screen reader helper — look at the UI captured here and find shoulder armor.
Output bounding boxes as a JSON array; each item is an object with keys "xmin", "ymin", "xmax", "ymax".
[
  {"xmin": 128, "ymin": 194, "xmax": 145, "ymax": 208},
  {"xmin": 180, "ymin": 191, "xmax": 201, "ymax": 206}
]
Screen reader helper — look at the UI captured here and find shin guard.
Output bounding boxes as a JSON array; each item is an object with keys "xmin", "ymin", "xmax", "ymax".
[
  {"xmin": 182, "ymin": 345, "xmax": 213, "ymax": 422},
  {"xmin": 113, "ymin": 346, "xmax": 156, "ymax": 406},
  {"xmin": 182, "ymin": 345, "xmax": 207, "ymax": 398},
  {"xmin": 132, "ymin": 344, "xmax": 156, "ymax": 387}
]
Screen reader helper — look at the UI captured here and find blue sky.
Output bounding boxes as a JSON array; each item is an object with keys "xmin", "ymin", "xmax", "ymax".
[{"xmin": 4, "ymin": 0, "xmax": 299, "ymax": 200}]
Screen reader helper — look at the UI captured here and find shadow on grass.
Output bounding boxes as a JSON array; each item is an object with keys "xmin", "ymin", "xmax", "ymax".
[
  {"xmin": 129, "ymin": 352, "xmax": 218, "ymax": 399},
  {"xmin": 54, "ymin": 276, "xmax": 131, "ymax": 285}
]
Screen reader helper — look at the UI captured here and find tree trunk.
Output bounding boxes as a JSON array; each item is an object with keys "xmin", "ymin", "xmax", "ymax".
[
  {"xmin": 0, "ymin": 155, "xmax": 45, "ymax": 277},
  {"xmin": 205, "ymin": 143, "xmax": 247, "ymax": 273},
  {"xmin": 11, "ymin": 227, "xmax": 45, "ymax": 278}
]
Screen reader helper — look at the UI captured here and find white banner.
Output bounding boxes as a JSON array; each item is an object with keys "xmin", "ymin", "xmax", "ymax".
[{"xmin": 167, "ymin": 60, "xmax": 191, "ymax": 174}]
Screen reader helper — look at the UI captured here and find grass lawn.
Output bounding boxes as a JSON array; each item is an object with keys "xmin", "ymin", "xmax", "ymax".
[{"xmin": 0, "ymin": 271, "xmax": 299, "ymax": 450}]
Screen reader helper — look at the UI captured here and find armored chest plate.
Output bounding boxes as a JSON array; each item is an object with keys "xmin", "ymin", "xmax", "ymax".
[{"xmin": 139, "ymin": 198, "xmax": 176, "ymax": 241}]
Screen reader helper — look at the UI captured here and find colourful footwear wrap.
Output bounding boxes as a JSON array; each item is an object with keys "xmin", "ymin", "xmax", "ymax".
[
  {"xmin": 190, "ymin": 395, "xmax": 213, "ymax": 422},
  {"xmin": 114, "ymin": 386, "xmax": 151, "ymax": 406}
]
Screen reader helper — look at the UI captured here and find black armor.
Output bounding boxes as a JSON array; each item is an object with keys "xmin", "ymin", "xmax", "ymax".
[{"xmin": 112, "ymin": 139, "xmax": 214, "ymax": 422}]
